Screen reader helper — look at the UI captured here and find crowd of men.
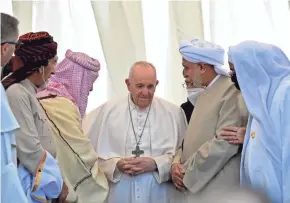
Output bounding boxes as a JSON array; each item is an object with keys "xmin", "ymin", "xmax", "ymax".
[{"xmin": 1, "ymin": 12, "xmax": 289, "ymax": 203}]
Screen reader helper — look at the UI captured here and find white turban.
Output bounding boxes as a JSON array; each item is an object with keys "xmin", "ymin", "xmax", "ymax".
[{"xmin": 179, "ymin": 39, "xmax": 230, "ymax": 76}]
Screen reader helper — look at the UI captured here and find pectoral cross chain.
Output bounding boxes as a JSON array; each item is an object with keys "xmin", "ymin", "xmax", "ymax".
[
  {"xmin": 128, "ymin": 95, "xmax": 151, "ymax": 158},
  {"xmin": 132, "ymin": 145, "xmax": 144, "ymax": 157}
]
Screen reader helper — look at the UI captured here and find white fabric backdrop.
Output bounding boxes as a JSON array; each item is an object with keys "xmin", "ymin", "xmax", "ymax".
[
  {"xmin": 203, "ymin": 0, "xmax": 290, "ymax": 60},
  {"xmin": 91, "ymin": 1, "xmax": 146, "ymax": 101},
  {"xmin": 1, "ymin": 0, "xmax": 290, "ymax": 113}
]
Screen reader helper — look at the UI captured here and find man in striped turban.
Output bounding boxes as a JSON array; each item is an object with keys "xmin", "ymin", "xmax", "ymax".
[{"xmin": 2, "ymin": 32, "xmax": 68, "ymax": 203}]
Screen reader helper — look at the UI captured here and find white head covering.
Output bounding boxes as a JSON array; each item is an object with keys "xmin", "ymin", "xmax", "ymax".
[
  {"xmin": 229, "ymin": 41, "xmax": 290, "ymax": 202},
  {"xmin": 228, "ymin": 40, "xmax": 290, "ymax": 125},
  {"xmin": 179, "ymin": 38, "xmax": 230, "ymax": 76}
]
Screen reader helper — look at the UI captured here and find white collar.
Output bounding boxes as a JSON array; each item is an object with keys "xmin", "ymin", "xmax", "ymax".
[
  {"xmin": 206, "ymin": 75, "xmax": 220, "ymax": 89},
  {"xmin": 128, "ymin": 94, "xmax": 151, "ymax": 111}
]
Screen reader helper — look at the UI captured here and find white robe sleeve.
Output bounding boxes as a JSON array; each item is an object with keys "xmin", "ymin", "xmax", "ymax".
[
  {"xmin": 172, "ymin": 109, "xmax": 187, "ymax": 165},
  {"xmin": 153, "ymin": 108, "xmax": 187, "ymax": 184},
  {"xmin": 172, "ymin": 149, "xmax": 182, "ymax": 165},
  {"xmin": 153, "ymin": 155, "xmax": 173, "ymax": 183}
]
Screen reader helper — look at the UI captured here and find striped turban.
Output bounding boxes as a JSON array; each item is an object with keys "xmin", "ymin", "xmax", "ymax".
[{"xmin": 2, "ymin": 31, "xmax": 57, "ymax": 89}]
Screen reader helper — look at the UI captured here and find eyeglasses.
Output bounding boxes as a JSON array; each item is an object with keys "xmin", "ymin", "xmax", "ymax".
[
  {"xmin": 182, "ymin": 82, "xmax": 194, "ymax": 88},
  {"xmin": 1, "ymin": 41, "xmax": 23, "ymax": 46}
]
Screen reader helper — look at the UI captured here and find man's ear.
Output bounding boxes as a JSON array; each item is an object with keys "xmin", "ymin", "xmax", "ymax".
[
  {"xmin": 156, "ymin": 80, "xmax": 159, "ymax": 86},
  {"xmin": 199, "ymin": 63, "xmax": 207, "ymax": 74},
  {"xmin": 1, "ymin": 43, "xmax": 8, "ymax": 57},
  {"xmin": 38, "ymin": 67, "xmax": 43, "ymax": 74},
  {"xmin": 125, "ymin": 78, "xmax": 130, "ymax": 91},
  {"xmin": 37, "ymin": 66, "xmax": 46, "ymax": 76}
]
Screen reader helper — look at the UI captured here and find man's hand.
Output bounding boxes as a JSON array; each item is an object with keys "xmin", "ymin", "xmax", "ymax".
[
  {"xmin": 220, "ymin": 126, "xmax": 246, "ymax": 145},
  {"xmin": 117, "ymin": 157, "xmax": 157, "ymax": 176},
  {"xmin": 117, "ymin": 158, "xmax": 135, "ymax": 173},
  {"xmin": 126, "ymin": 157, "xmax": 157, "ymax": 175},
  {"xmin": 171, "ymin": 163, "xmax": 186, "ymax": 191},
  {"xmin": 52, "ymin": 182, "xmax": 68, "ymax": 203}
]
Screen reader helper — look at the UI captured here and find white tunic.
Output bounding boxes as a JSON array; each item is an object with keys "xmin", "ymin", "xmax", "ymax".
[{"xmin": 83, "ymin": 96, "xmax": 187, "ymax": 203}]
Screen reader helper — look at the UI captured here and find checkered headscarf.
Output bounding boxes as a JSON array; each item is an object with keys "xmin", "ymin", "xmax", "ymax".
[{"xmin": 37, "ymin": 49, "xmax": 100, "ymax": 118}]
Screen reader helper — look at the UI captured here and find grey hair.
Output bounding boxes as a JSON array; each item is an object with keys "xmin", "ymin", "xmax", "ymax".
[
  {"xmin": 128, "ymin": 61, "xmax": 156, "ymax": 79},
  {"xmin": 1, "ymin": 13, "xmax": 19, "ymax": 44}
]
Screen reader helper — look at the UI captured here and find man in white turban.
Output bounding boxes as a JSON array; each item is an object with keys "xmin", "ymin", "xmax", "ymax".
[
  {"xmin": 179, "ymin": 38, "xmax": 230, "ymax": 77},
  {"xmin": 170, "ymin": 39, "xmax": 248, "ymax": 202}
]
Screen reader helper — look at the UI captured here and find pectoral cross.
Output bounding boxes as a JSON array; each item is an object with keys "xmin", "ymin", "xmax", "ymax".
[{"xmin": 132, "ymin": 145, "xmax": 144, "ymax": 157}]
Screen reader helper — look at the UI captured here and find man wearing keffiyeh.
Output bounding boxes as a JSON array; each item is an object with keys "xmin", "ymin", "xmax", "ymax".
[
  {"xmin": 170, "ymin": 38, "xmax": 248, "ymax": 202},
  {"xmin": 2, "ymin": 31, "xmax": 68, "ymax": 203},
  {"xmin": 37, "ymin": 49, "xmax": 109, "ymax": 203}
]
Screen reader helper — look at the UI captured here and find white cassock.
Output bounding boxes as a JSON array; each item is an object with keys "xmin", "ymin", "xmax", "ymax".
[{"xmin": 83, "ymin": 95, "xmax": 187, "ymax": 203}]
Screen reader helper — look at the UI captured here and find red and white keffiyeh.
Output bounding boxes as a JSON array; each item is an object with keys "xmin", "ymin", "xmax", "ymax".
[{"xmin": 37, "ymin": 49, "xmax": 100, "ymax": 118}]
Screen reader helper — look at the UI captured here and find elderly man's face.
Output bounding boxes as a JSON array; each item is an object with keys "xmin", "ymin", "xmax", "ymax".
[
  {"xmin": 182, "ymin": 58, "xmax": 204, "ymax": 87},
  {"xmin": 35, "ymin": 56, "xmax": 58, "ymax": 87},
  {"xmin": 43, "ymin": 56, "xmax": 58, "ymax": 80},
  {"xmin": 126, "ymin": 65, "xmax": 158, "ymax": 109},
  {"xmin": 182, "ymin": 69, "xmax": 194, "ymax": 89}
]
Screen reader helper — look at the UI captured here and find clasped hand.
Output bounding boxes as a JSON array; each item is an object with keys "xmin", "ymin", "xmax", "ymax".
[
  {"xmin": 117, "ymin": 157, "xmax": 157, "ymax": 176},
  {"xmin": 171, "ymin": 163, "xmax": 186, "ymax": 191}
]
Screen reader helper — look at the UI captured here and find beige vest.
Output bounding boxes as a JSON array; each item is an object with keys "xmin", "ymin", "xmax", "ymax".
[{"xmin": 181, "ymin": 76, "xmax": 248, "ymax": 197}]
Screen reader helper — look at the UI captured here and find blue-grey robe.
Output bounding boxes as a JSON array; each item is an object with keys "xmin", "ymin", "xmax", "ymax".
[{"xmin": 229, "ymin": 40, "xmax": 290, "ymax": 202}]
